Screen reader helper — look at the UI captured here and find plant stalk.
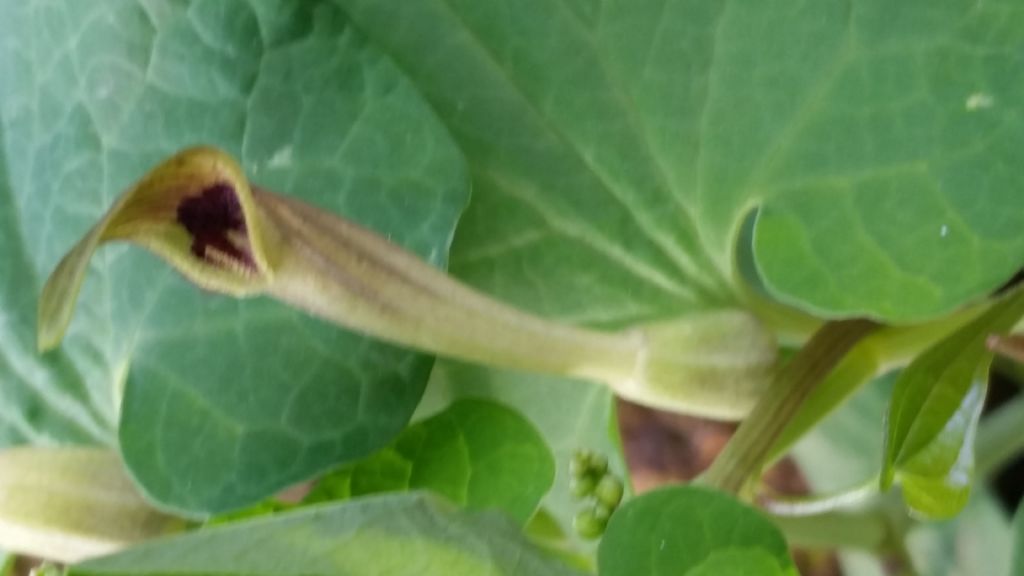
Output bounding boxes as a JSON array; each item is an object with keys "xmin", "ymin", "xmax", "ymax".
[
  {"xmin": 770, "ymin": 491, "xmax": 915, "ymax": 566},
  {"xmin": 771, "ymin": 509, "xmax": 890, "ymax": 552},
  {"xmin": 756, "ymin": 301, "xmax": 991, "ymax": 462},
  {"xmin": 702, "ymin": 320, "xmax": 879, "ymax": 494},
  {"xmin": 762, "ymin": 479, "xmax": 879, "ymax": 516}
]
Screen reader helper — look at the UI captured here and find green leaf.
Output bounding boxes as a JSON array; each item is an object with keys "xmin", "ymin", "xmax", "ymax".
[
  {"xmin": 0, "ymin": 0, "xmax": 467, "ymax": 514},
  {"xmin": 339, "ymin": 0, "xmax": 1024, "ymax": 324},
  {"xmin": 771, "ymin": 307, "xmax": 986, "ymax": 462},
  {"xmin": 0, "ymin": 448, "xmax": 182, "ymax": 563},
  {"xmin": 0, "ymin": 131, "xmax": 113, "ymax": 447},
  {"xmin": 791, "ymin": 375, "xmax": 1014, "ymax": 576},
  {"xmin": 882, "ymin": 290, "xmax": 1024, "ymax": 518},
  {"xmin": 304, "ymin": 398, "xmax": 555, "ymax": 525},
  {"xmin": 598, "ymin": 486, "xmax": 797, "ymax": 576},
  {"xmin": 70, "ymin": 493, "xmax": 584, "ymax": 576},
  {"xmin": 421, "ymin": 360, "xmax": 627, "ymax": 551},
  {"xmin": 1012, "ymin": 504, "xmax": 1024, "ymax": 576},
  {"xmin": 891, "ymin": 377, "xmax": 985, "ymax": 519}
]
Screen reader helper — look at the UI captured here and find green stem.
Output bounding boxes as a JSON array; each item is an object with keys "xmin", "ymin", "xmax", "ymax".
[
  {"xmin": 739, "ymin": 282, "xmax": 822, "ymax": 347},
  {"xmin": 869, "ymin": 303, "xmax": 990, "ymax": 371},
  {"xmin": 975, "ymin": 392, "xmax": 1024, "ymax": 477},
  {"xmin": 763, "ymin": 478, "xmax": 879, "ymax": 516},
  {"xmin": 768, "ymin": 303, "xmax": 991, "ymax": 461},
  {"xmin": 702, "ymin": 320, "xmax": 879, "ymax": 494},
  {"xmin": 772, "ymin": 509, "xmax": 890, "ymax": 552},
  {"xmin": 768, "ymin": 344, "xmax": 880, "ymax": 463},
  {"xmin": 770, "ymin": 492, "xmax": 915, "ymax": 563}
]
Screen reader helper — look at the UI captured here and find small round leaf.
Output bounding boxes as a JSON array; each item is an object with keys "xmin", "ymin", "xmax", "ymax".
[{"xmin": 599, "ymin": 486, "xmax": 796, "ymax": 576}]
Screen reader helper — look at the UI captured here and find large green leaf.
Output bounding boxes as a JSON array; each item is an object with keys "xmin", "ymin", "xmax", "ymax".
[
  {"xmin": 882, "ymin": 290, "xmax": 1024, "ymax": 518},
  {"xmin": 339, "ymin": 0, "xmax": 1024, "ymax": 324},
  {"xmin": 0, "ymin": 0, "xmax": 468, "ymax": 514},
  {"xmin": 71, "ymin": 493, "xmax": 584, "ymax": 576},
  {"xmin": 598, "ymin": 486, "xmax": 797, "ymax": 576},
  {"xmin": 305, "ymin": 398, "xmax": 555, "ymax": 525},
  {"xmin": 0, "ymin": 129, "xmax": 112, "ymax": 447}
]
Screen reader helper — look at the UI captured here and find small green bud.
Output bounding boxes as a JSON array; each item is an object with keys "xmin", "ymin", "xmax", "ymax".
[
  {"xmin": 587, "ymin": 453, "xmax": 608, "ymax": 477},
  {"xmin": 595, "ymin": 475, "xmax": 624, "ymax": 508},
  {"xmin": 573, "ymin": 507, "xmax": 607, "ymax": 540},
  {"xmin": 570, "ymin": 450, "xmax": 592, "ymax": 478},
  {"xmin": 593, "ymin": 502, "xmax": 613, "ymax": 524},
  {"xmin": 570, "ymin": 474, "xmax": 597, "ymax": 499}
]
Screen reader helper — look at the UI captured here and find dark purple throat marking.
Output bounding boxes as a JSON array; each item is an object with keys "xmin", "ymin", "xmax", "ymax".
[{"xmin": 176, "ymin": 183, "xmax": 256, "ymax": 270}]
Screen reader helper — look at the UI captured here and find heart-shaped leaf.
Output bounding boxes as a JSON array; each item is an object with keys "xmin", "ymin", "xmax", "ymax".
[
  {"xmin": 305, "ymin": 398, "xmax": 555, "ymax": 525},
  {"xmin": 1, "ymin": 0, "xmax": 468, "ymax": 514},
  {"xmin": 423, "ymin": 360, "xmax": 628, "ymax": 551},
  {"xmin": 598, "ymin": 486, "xmax": 797, "ymax": 576},
  {"xmin": 339, "ymin": 0, "xmax": 1024, "ymax": 324}
]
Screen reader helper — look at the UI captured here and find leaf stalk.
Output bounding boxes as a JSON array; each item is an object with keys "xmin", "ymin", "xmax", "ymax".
[{"xmin": 701, "ymin": 320, "xmax": 878, "ymax": 494}]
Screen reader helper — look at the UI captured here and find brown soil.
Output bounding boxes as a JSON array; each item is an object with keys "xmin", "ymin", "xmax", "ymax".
[{"xmin": 617, "ymin": 399, "xmax": 843, "ymax": 576}]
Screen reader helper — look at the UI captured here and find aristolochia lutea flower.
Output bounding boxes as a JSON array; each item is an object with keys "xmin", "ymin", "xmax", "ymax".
[{"xmin": 39, "ymin": 147, "xmax": 776, "ymax": 420}]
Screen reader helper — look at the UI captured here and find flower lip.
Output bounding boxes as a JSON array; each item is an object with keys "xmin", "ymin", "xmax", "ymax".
[{"xmin": 176, "ymin": 182, "xmax": 256, "ymax": 271}]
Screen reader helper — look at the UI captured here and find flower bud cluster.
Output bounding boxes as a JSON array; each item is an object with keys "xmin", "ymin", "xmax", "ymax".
[{"xmin": 569, "ymin": 450, "xmax": 624, "ymax": 540}]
